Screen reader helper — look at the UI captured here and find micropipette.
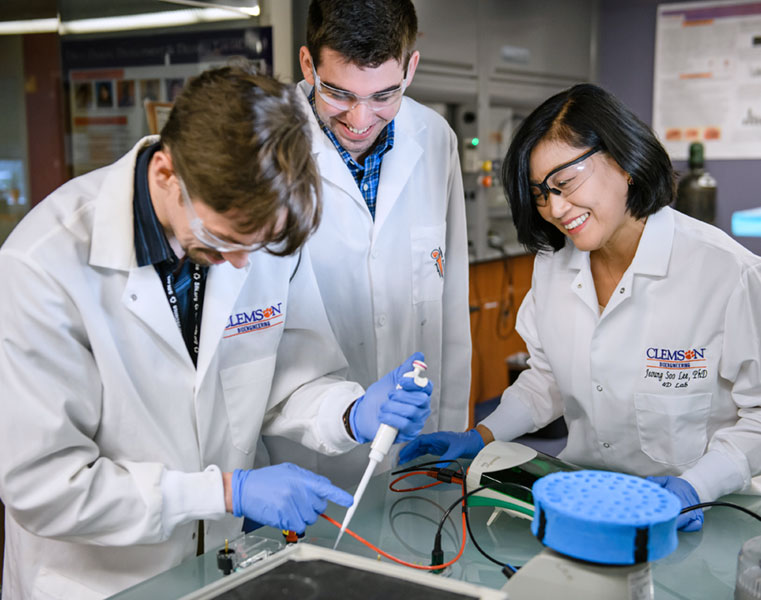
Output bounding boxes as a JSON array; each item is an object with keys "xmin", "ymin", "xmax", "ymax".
[{"xmin": 333, "ymin": 359, "xmax": 428, "ymax": 550}]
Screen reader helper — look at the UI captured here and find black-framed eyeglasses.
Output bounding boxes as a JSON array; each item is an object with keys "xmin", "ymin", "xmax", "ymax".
[{"xmin": 530, "ymin": 146, "xmax": 601, "ymax": 207}]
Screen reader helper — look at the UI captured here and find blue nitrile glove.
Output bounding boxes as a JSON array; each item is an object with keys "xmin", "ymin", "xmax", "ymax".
[
  {"xmin": 350, "ymin": 352, "xmax": 434, "ymax": 444},
  {"xmin": 232, "ymin": 463, "xmax": 353, "ymax": 534},
  {"xmin": 647, "ymin": 475, "xmax": 704, "ymax": 532},
  {"xmin": 399, "ymin": 429, "xmax": 486, "ymax": 465}
]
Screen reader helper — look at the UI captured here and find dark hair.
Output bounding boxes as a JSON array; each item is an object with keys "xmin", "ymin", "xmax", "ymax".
[
  {"xmin": 160, "ymin": 62, "xmax": 321, "ymax": 257},
  {"xmin": 306, "ymin": 0, "xmax": 418, "ymax": 70},
  {"xmin": 503, "ymin": 83, "xmax": 676, "ymax": 253}
]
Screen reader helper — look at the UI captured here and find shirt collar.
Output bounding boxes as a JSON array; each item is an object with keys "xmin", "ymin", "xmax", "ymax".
[
  {"xmin": 133, "ymin": 141, "xmax": 178, "ymax": 268},
  {"xmin": 307, "ymin": 88, "xmax": 395, "ymax": 170}
]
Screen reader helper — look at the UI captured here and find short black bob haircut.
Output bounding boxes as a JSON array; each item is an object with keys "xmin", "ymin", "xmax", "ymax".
[{"xmin": 502, "ymin": 83, "xmax": 676, "ymax": 254}]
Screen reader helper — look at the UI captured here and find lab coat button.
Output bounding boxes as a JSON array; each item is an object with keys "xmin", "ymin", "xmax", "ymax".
[
  {"xmin": 577, "ymin": 283, "xmax": 582, "ymax": 288},
  {"xmin": 371, "ymin": 249, "xmax": 379, "ymax": 259},
  {"xmin": 130, "ymin": 294, "xmax": 137, "ymax": 301},
  {"xmin": 619, "ymin": 287, "xmax": 625, "ymax": 294},
  {"xmin": 603, "ymin": 442, "xmax": 611, "ymax": 448},
  {"xmin": 596, "ymin": 384, "xmax": 603, "ymax": 392},
  {"xmin": 377, "ymin": 315, "xmax": 387, "ymax": 326}
]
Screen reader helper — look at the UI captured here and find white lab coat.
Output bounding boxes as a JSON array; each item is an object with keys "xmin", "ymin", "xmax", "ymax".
[
  {"xmin": 264, "ymin": 81, "xmax": 471, "ymax": 486},
  {"xmin": 0, "ymin": 137, "xmax": 364, "ymax": 599},
  {"xmin": 481, "ymin": 207, "xmax": 761, "ymax": 503}
]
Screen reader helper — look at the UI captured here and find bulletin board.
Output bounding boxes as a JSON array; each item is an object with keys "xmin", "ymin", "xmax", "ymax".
[
  {"xmin": 653, "ymin": 0, "xmax": 761, "ymax": 160},
  {"xmin": 61, "ymin": 27, "xmax": 272, "ymax": 176}
]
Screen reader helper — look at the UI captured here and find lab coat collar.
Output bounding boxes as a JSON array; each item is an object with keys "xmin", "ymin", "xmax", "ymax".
[
  {"xmin": 565, "ymin": 206, "xmax": 673, "ymax": 278},
  {"xmin": 195, "ymin": 259, "xmax": 251, "ymax": 384},
  {"xmin": 372, "ymin": 98, "xmax": 424, "ymax": 235},
  {"xmin": 629, "ymin": 206, "xmax": 673, "ymax": 277},
  {"xmin": 90, "ymin": 136, "xmax": 160, "ymax": 271}
]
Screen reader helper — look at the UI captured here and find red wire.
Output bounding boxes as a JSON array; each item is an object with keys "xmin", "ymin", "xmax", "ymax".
[
  {"xmin": 388, "ymin": 470, "xmax": 464, "ymax": 492},
  {"xmin": 319, "ymin": 511, "xmax": 467, "ymax": 571}
]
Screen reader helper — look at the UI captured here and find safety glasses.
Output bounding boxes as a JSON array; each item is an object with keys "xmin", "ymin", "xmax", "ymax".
[
  {"xmin": 530, "ymin": 146, "xmax": 601, "ymax": 207},
  {"xmin": 177, "ymin": 177, "xmax": 263, "ymax": 254},
  {"xmin": 312, "ymin": 65, "xmax": 407, "ymax": 112}
]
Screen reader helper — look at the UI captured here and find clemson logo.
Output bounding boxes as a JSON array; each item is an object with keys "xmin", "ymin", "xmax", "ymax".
[
  {"xmin": 431, "ymin": 247, "xmax": 444, "ymax": 278},
  {"xmin": 263, "ymin": 308, "xmax": 273, "ymax": 319}
]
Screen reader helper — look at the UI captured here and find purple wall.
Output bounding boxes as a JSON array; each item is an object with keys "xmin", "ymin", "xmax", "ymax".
[{"xmin": 598, "ymin": 0, "xmax": 761, "ymax": 254}]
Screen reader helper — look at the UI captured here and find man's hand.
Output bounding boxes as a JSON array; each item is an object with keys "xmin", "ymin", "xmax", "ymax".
[
  {"xmin": 227, "ymin": 463, "xmax": 352, "ymax": 534},
  {"xmin": 350, "ymin": 352, "xmax": 433, "ymax": 444}
]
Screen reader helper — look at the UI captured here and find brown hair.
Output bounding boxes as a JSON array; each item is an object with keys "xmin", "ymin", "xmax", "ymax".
[
  {"xmin": 306, "ymin": 0, "xmax": 418, "ymax": 70},
  {"xmin": 160, "ymin": 62, "xmax": 321, "ymax": 256}
]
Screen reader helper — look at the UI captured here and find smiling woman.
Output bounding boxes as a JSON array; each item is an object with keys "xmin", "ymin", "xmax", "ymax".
[{"xmin": 399, "ymin": 82, "xmax": 761, "ymax": 536}]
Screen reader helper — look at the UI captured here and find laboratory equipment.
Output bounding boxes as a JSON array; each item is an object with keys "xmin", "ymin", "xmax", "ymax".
[
  {"xmin": 502, "ymin": 470, "xmax": 681, "ymax": 600},
  {"xmin": 183, "ymin": 542, "xmax": 508, "ymax": 600},
  {"xmin": 675, "ymin": 141, "xmax": 717, "ymax": 224},
  {"xmin": 333, "ymin": 359, "xmax": 429, "ymax": 549},
  {"xmin": 465, "ymin": 441, "xmax": 579, "ymax": 521},
  {"xmin": 214, "ymin": 532, "xmax": 283, "ymax": 575},
  {"xmin": 732, "ymin": 207, "xmax": 761, "ymax": 237},
  {"xmin": 736, "ymin": 535, "xmax": 761, "ymax": 599}
]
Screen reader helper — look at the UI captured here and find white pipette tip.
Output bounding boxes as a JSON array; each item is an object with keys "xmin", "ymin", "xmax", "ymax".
[
  {"xmin": 332, "ymin": 512, "xmax": 351, "ymax": 549},
  {"xmin": 333, "ymin": 458, "xmax": 377, "ymax": 549},
  {"xmin": 333, "ymin": 359, "xmax": 428, "ymax": 550}
]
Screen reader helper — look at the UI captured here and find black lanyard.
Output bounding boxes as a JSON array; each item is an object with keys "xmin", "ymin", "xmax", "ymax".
[{"xmin": 163, "ymin": 261, "xmax": 206, "ymax": 366}]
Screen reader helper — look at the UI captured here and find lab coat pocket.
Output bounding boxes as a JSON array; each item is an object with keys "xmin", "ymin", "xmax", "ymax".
[
  {"xmin": 411, "ymin": 224, "xmax": 446, "ymax": 304},
  {"xmin": 33, "ymin": 567, "xmax": 103, "ymax": 600},
  {"xmin": 634, "ymin": 392, "xmax": 711, "ymax": 466},
  {"xmin": 221, "ymin": 355, "xmax": 277, "ymax": 454}
]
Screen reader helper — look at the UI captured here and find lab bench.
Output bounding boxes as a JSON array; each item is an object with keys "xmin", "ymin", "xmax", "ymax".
[{"xmin": 108, "ymin": 460, "xmax": 761, "ymax": 600}]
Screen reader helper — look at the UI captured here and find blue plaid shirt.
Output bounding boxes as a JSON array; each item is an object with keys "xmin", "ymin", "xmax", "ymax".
[{"xmin": 309, "ymin": 90, "xmax": 394, "ymax": 220}]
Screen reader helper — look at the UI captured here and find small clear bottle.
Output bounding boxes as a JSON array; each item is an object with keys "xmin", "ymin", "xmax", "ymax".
[{"xmin": 676, "ymin": 142, "xmax": 717, "ymax": 224}]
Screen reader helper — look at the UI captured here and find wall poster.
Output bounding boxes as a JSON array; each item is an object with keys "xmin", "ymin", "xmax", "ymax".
[
  {"xmin": 654, "ymin": 0, "xmax": 761, "ymax": 160},
  {"xmin": 62, "ymin": 27, "xmax": 273, "ymax": 176}
]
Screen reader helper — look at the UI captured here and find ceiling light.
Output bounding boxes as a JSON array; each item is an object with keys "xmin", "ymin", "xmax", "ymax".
[
  {"xmin": 160, "ymin": 0, "xmax": 260, "ymax": 17},
  {"xmin": 57, "ymin": 8, "xmax": 250, "ymax": 35},
  {"xmin": 0, "ymin": 17, "xmax": 58, "ymax": 35}
]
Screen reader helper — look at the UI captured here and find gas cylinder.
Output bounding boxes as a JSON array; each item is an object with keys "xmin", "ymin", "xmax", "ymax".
[{"xmin": 675, "ymin": 142, "xmax": 717, "ymax": 224}]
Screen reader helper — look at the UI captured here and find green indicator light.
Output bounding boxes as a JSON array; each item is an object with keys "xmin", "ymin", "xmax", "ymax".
[{"xmin": 471, "ymin": 137, "xmax": 480, "ymax": 146}]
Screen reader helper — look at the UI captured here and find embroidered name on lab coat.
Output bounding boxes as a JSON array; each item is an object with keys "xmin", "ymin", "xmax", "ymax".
[
  {"xmin": 224, "ymin": 303, "xmax": 284, "ymax": 338},
  {"xmin": 643, "ymin": 346, "xmax": 709, "ymax": 389}
]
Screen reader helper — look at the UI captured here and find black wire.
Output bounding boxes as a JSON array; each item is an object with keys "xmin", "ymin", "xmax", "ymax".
[
  {"xmin": 462, "ymin": 472, "xmax": 523, "ymax": 574},
  {"xmin": 681, "ymin": 501, "xmax": 761, "ymax": 521},
  {"xmin": 397, "ymin": 460, "xmax": 527, "ymax": 574},
  {"xmin": 434, "ymin": 480, "xmax": 531, "ymax": 570},
  {"xmin": 392, "ymin": 460, "xmax": 463, "ymax": 476},
  {"xmin": 389, "ymin": 495, "xmax": 459, "ymax": 552}
]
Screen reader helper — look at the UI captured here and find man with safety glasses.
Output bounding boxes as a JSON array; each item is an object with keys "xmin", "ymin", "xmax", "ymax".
[
  {"xmin": 0, "ymin": 63, "xmax": 434, "ymax": 598},
  {"xmin": 264, "ymin": 0, "xmax": 471, "ymax": 487}
]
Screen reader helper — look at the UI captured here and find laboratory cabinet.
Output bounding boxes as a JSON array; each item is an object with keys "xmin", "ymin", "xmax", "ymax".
[{"xmin": 469, "ymin": 253, "xmax": 534, "ymax": 426}]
